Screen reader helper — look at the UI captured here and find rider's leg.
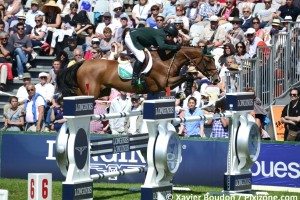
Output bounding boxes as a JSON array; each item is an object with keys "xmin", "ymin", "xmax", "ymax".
[{"xmin": 124, "ymin": 32, "xmax": 145, "ymax": 86}]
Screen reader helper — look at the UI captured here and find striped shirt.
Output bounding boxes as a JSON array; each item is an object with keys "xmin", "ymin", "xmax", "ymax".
[{"xmin": 210, "ymin": 119, "xmax": 229, "ymax": 138}]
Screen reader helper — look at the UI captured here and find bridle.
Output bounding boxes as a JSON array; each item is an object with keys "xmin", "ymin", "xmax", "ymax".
[
  {"xmin": 165, "ymin": 50, "xmax": 218, "ymax": 86},
  {"xmin": 181, "ymin": 51, "xmax": 218, "ymax": 79}
]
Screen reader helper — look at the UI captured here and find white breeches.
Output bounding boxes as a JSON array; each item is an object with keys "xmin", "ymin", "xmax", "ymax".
[{"xmin": 124, "ymin": 32, "xmax": 145, "ymax": 62}]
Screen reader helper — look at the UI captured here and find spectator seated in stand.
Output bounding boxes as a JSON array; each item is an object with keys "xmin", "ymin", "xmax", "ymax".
[
  {"xmin": 29, "ymin": 15, "xmax": 48, "ymax": 57},
  {"xmin": 3, "ymin": 96, "xmax": 24, "ymax": 131},
  {"xmin": 67, "ymin": 47, "xmax": 84, "ymax": 67},
  {"xmin": 0, "ymin": 31, "xmax": 14, "ymax": 91},
  {"xmin": 48, "ymin": 58, "xmax": 62, "ymax": 86},
  {"xmin": 10, "ymin": 13, "xmax": 33, "ymax": 35},
  {"xmin": 8, "ymin": 22, "xmax": 33, "ymax": 80},
  {"xmin": 50, "ymin": 93, "xmax": 66, "ymax": 132}
]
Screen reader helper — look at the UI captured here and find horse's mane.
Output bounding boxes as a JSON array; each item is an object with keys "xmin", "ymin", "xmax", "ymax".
[{"xmin": 56, "ymin": 61, "xmax": 85, "ymax": 97}]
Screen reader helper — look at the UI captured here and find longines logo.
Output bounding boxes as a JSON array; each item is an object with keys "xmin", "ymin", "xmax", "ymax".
[{"xmin": 75, "ymin": 146, "xmax": 88, "ymax": 155}]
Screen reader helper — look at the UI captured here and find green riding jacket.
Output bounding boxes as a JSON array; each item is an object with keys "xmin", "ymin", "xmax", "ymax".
[{"xmin": 129, "ymin": 27, "xmax": 178, "ymax": 51}]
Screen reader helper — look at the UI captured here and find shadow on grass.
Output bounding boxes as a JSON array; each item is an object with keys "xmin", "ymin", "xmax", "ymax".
[
  {"xmin": 92, "ymin": 185, "xmax": 208, "ymax": 199},
  {"xmin": 93, "ymin": 186, "xmax": 140, "ymax": 200}
]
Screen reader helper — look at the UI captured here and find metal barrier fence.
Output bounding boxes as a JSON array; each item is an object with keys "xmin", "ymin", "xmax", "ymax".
[{"xmin": 225, "ymin": 22, "xmax": 300, "ymax": 108}]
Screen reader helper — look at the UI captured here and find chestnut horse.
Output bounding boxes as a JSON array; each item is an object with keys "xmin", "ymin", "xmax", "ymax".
[{"xmin": 57, "ymin": 47, "xmax": 219, "ymax": 98}]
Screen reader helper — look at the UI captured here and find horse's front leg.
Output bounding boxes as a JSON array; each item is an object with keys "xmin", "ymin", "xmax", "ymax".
[{"xmin": 167, "ymin": 76, "xmax": 186, "ymax": 89}]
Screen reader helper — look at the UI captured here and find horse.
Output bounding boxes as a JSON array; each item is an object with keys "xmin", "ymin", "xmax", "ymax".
[{"xmin": 57, "ymin": 47, "xmax": 219, "ymax": 99}]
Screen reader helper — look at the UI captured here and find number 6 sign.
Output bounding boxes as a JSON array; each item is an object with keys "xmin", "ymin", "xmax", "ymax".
[{"xmin": 28, "ymin": 173, "xmax": 52, "ymax": 200}]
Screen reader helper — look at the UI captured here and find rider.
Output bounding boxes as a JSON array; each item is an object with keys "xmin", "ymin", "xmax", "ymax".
[{"xmin": 124, "ymin": 23, "xmax": 181, "ymax": 87}]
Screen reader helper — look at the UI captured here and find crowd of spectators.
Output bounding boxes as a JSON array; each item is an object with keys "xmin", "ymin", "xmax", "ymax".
[{"xmin": 0, "ymin": 0, "xmax": 299, "ymax": 141}]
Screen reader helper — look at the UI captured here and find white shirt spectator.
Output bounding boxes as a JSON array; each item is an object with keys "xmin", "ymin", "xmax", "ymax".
[
  {"xmin": 35, "ymin": 83, "xmax": 55, "ymax": 103},
  {"xmin": 31, "ymin": 24, "xmax": 48, "ymax": 43},
  {"xmin": 16, "ymin": 85, "xmax": 28, "ymax": 103},
  {"xmin": 95, "ymin": 22, "xmax": 116, "ymax": 36},
  {"xmin": 57, "ymin": 0, "xmax": 76, "ymax": 17},
  {"xmin": 257, "ymin": 6, "xmax": 277, "ymax": 24},
  {"xmin": 25, "ymin": 96, "xmax": 45, "ymax": 123},
  {"xmin": 246, "ymin": 36, "xmax": 263, "ymax": 58},
  {"xmin": 25, "ymin": 10, "xmax": 44, "ymax": 27},
  {"xmin": 109, "ymin": 95, "xmax": 132, "ymax": 134},
  {"xmin": 127, "ymin": 103, "xmax": 142, "ymax": 134},
  {"xmin": 132, "ymin": 3, "xmax": 152, "ymax": 21},
  {"xmin": 189, "ymin": 23, "xmax": 205, "ymax": 46}
]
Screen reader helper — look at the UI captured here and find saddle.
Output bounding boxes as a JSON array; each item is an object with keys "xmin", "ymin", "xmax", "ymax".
[{"xmin": 117, "ymin": 49, "xmax": 153, "ymax": 80}]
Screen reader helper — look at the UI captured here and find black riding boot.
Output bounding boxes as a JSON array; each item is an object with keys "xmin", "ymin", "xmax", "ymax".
[{"xmin": 132, "ymin": 60, "xmax": 143, "ymax": 86}]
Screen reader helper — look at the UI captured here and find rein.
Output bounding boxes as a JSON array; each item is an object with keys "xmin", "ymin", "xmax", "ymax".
[
  {"xmin": 182, "ymin": 51, "xmax": 218, "ymax": 79},
  {"xmin": 166, "ymin": 52, "xmax": 177, "ymax": 86}
]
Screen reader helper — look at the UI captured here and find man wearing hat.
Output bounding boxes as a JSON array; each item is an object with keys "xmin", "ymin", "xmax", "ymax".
[
  {"xmin": 282, "ymin": 16, "xmax": 293, "ymax": 32},
  {"xmin": 198, "ymin": 15, "xmax": 226, "ymax": 50},
  {"xmin": 36, "ymin": 72, "xmax": 55, "ymax": 105},
  {"xmin": 3, "ymin": 0, "xmax": 24, "ymax": 24},
  {"xmin": 36, "ymin": 72, "xmax": 55, "ymax": 131},
  {"xmin": 114, "ymin": 13, "xmax": 130, "ymax": 43},
  {"xmin": 16, "ymin": 72, "xmax": 32, "ymax": 104},
  {"xmin": 226, "ymin": 17, "xmax": 245, "ymax": 46},
  {"xmin": 244, "ymin": 27, "xmax": 263, "ymax": 58},
  {"xmin": 269, "ymin": 18, "xmax": 281, "ymax": 36},
  {"xmin": 111, "ymin": 2, "xmax": 132, "ymax": 28},
  {"xmin": 25, "ymin": 0, "xmax": 45, "ymax": 27},
  {"xmin": 10, "ymin": 14, "xmax": 33, "ymax": 35},
  {"xmin": 154, "ymin": 14, "xmax": 165, "ymax": 29},
  {"xmin": 95, "ymin": 12, "xmax": 117, "ymax": 39}
]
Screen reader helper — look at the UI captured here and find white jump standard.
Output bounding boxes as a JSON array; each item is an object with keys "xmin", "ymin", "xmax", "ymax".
[{"xmin": 55, "ymin": 96, "xmax": 181, "ymax": 200}]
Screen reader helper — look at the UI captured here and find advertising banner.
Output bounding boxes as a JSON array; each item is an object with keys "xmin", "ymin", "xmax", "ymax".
[
  {"xmin": 270, "ymin": 105, "xmax": 285, "ymax": 141},
  {"xmin": 0, "ymin": 133, "xmax": 299, "ymax": 187}
]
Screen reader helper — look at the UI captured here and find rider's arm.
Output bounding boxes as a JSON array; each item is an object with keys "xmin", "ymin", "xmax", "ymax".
[{"xmin": 155, "ymin": 35, "xmax": 178, "ymax": 51}]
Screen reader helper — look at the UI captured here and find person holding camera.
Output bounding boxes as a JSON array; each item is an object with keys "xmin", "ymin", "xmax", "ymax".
[{"xmin": 206, "ymin": 98, "xmax": 229, "ymax": 138}]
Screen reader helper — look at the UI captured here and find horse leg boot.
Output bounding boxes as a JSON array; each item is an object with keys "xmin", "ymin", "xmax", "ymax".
[
  {"xmin": 132, "ymin": 60, "xmax": 143, "ymax": 87},
  {"xmin": 184, "ymin": 73, "xmax": 194, "ymax": 97}
]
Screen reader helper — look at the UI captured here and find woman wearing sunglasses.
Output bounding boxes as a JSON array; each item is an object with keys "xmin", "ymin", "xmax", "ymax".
[{"xmin": 234, "ymin": 41, "xmax": 249, "ymax": 65}]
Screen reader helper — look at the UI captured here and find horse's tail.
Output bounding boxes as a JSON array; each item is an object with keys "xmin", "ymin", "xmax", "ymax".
[{"xmin": 56, "ymin": 61, "xmax": 84, "ymax": 97}]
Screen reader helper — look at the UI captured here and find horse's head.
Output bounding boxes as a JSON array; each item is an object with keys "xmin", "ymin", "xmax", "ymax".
[
  {"xmin": 201, "ymin": 55, "xmax": 220, "ymax": 84},
  {"xmin": 179, "ymin": 47, "xmax": 220, "ymax": 83}
]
